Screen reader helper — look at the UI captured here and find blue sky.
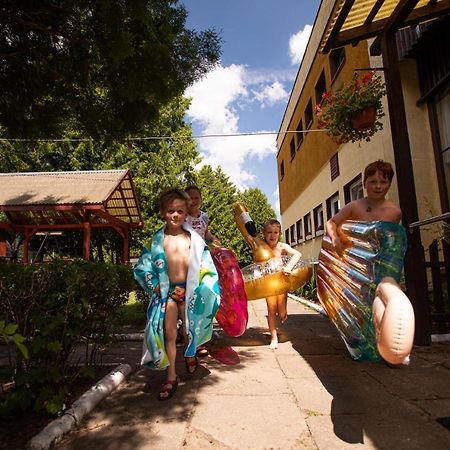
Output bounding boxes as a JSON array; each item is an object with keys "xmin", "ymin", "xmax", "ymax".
[{"xmin": 182, "ymin": 0, "xmax": 321, "ymax": 215}]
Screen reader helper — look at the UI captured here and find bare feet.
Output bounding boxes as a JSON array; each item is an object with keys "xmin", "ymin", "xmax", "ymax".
[{"xmin": 269, "ymin": 337, "xmax": 278, "ymax": 349}]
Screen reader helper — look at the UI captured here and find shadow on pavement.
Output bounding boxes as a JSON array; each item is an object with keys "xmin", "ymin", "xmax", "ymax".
[{"xmin": 283, "ymin": 311, "xmax": 450, "ymax": 449}]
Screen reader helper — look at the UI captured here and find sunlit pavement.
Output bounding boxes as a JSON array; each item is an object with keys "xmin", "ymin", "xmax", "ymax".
[{"xmin": 53, "ymin": 297, "xmax": 450, "ymax": 450}]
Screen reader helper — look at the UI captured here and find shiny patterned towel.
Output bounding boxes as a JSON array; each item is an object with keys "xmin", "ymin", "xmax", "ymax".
[{"xmin": 134, "ymin": 223, "xmax": 220, "ymax": 369}]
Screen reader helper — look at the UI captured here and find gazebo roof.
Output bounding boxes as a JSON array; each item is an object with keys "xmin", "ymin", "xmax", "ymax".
[
  {"xmin": 0, "ymin": 169, "xmax": 143, "ymax": 228},
  {"xmin": 320, "ymin": 0, "xmax": 450, "ymax": 53}
]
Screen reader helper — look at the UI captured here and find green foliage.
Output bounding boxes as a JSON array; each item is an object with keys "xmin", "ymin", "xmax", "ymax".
[
  {"xmin": 188, "ymin": 165, "xmax": 237, "ymax": 244},
  {"xmin": 294, "ymin": 263, "xmax": 318, "ymax": 301},
  {"xmin": 0, "ymin": 321, "xmax": 28, "ymax": 359},
  {"xmin": 0, "ymin": 97, "xmax": 202, "ymax": 259},
  {"xmin": 316, "ymin": 71, "xmax": 386, "ymax": 143},
  {"xmin": 117, "ymin": 294, "xmax": 147, "ymax": 328},
  {"xmin": 0, "ymin": 1, "xmax": 221, "ymax": 140},
  {"xmin": 0, "ymin": 261, "xmax": 136, "ymax": 416}
]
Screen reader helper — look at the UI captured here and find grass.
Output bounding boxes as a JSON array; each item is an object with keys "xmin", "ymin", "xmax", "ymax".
[{"xmin": 116, "ymin": 292, "xmax": 146, "ymax": 328}]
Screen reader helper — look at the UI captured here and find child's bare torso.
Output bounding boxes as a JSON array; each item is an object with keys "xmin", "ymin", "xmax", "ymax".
[
  {"xmin": 351, "ymin": 198, "xmax": 402, "ymax": 223},
  {"xmin": 271, "ymin": 242, "xmax": 289, "ymax": 258},
  {"xmin": 163, "ymin": 231, "xmax": 191, "ymax": 283}
]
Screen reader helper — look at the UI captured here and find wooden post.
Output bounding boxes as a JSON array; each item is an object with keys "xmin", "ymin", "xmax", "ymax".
[
  {"xmin": 381, "ymin": 33, "xmax": 431, "ymax": 345},
  {"xmin": 122, "ymin": 228, "xmax": 130, "ymax": 263},
  {"xmin": 83, "ymin": 221, "xmax": 91, "ymax": 261},
  {"xmin": 23, "ymin": 235, "xmax": 29, "ymax": 264}
]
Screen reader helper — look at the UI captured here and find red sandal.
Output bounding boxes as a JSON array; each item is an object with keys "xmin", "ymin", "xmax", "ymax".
[
  {"xmin": 185, "ymin": 356, "xmax": 198, "ymax": 374},
  {"xmin": 158, "ymin": 379, "xmax": 178, "ymax": 401}
]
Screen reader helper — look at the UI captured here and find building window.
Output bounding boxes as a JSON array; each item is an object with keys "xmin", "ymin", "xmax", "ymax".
[
  {"xmin": 315, "ymin": 70, "xmax": 327, "ymax": 105},
  {"xmin": 285, "ymin": 229, "xmax": 290, "ymax": 245},
  {"xmin": 290, "ymin": 224, "xmax": 296, "ymax": 244},
  {"xmin": 329, "ymin": 47, "xmax": 346, "ymax": 82},
  {"xmin": 305, "ymin": 99, "xmax": 313, "ymax": 130},
  {"xmin": 344, "ymin": 174, "xmax": 364, "ymax": 204},
  {"xmin": 313, "ymin": 204, "xmax": 324, "ymax": 235},
  {"xmin": 296, "ymin": 219, "xmax": 303, "ymax": 242},
  {"xmin": 304, "ymin": 212, "xmax": 312, "ymax": 239},
  {"xmin": 280, "ymin": 160, "xmax": 285, "ymax": 179},
  {"xmin": 326, "ymin": 192, "xmax": 340, "ymax": 220},
  {"xmin": 330, "ymin": 153, "xmax": 340, "ymax": 181},
  {"xmin": 290, "ymin": 137, "xmax": 296, "ymax": 161},
  {"xmin": 296, "ymin": 119, "xmax": 304, "ymax": 148}
]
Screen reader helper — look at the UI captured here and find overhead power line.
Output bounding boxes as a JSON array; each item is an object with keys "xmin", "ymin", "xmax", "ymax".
[{"xmin": 0, "ymin": 128, "xmax": 327, "ymax": 143}]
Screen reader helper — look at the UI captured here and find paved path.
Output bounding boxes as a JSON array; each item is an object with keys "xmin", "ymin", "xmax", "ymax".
[{"xmin": 54, "ymin": 298, "xmax": 450, "ymax": 450}]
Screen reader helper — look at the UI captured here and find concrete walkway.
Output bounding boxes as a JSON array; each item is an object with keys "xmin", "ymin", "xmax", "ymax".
[{"xmin": 53, "ymin": 298, "xmax": 450, "ymax": 450}]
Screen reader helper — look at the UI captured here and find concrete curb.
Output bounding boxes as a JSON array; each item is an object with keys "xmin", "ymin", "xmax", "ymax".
[
  {"xmin": 113, "ymin": 332, "xmax": 144, "ymax": 341},
  {"xmin": 27, "ymin": 363, "xmax": 133, "ymax": 450},
  {"xmin": 288, "ymin": 293, "xmax": 327, "ymax": 316}
]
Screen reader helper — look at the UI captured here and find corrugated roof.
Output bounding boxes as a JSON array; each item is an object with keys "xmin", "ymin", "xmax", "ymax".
[
  {"xmin": 0, "ymin": 170, "xmax": 143, "ymax": 227},
  {"xmin": 0, "ymin": 170, "xmax": 127, "ymax": 205},
  {"xmin": 321, "ymin": 0, "xmax": 449, "ymax": 53}
]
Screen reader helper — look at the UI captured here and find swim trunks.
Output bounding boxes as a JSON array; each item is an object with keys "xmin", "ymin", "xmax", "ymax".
[{"xmin": 168, "ymin": 282, "xmax": 187, "ymax": 303}]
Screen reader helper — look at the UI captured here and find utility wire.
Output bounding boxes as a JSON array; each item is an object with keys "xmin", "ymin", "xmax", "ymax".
[{"xmin": 0, "ymin": 128, "xmax": 327, "ymax": 143}]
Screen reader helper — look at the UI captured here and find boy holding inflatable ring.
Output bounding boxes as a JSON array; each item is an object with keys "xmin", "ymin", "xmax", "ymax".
[
  {"xmin": 326, "ymin": 160, "xmax": 402, "ymax": 255},
  {"xmin": 263, "ymin": 219, "xmax": 302, "ymax": 349}
]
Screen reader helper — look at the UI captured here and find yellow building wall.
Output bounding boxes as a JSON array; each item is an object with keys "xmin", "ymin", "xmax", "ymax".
[{"xmin": 277, "ymin": 43, "xmax": 371, "ymax": 215}]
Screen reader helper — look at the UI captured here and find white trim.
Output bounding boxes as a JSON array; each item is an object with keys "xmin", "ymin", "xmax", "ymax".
[{"xmin": 431, "ymin": 333, "xmax": 450, "ymax": 342}]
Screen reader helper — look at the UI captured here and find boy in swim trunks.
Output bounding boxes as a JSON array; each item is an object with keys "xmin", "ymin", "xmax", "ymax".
[{"xmin": 135, "ymin": 188, "xmax": 220, "ymax": 400}]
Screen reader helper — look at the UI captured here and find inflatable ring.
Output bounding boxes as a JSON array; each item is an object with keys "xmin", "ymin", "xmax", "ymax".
[
  {"xmin": 242, "ymin": 256, "xmax": 312, "ymax": 300},
  {"xmin": 234, "ymin": 202, "xmax": 312, "ymax": 300},
  {"xmin": 209, "ymin": 245, "xmax": 248, "ymax": 337},
  {"xmin": 317, "ymin": 220, "xmax": 415, "ymax": 364}
]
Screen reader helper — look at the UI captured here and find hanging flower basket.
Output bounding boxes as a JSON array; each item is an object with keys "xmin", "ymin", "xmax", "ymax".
[
  {"xmin": 315, "ymin": 71, "xmax": 386, "ymax": 143},
  {"xmin": 351, "ymin": 105, "xmax": 377, "ymax": 130}
]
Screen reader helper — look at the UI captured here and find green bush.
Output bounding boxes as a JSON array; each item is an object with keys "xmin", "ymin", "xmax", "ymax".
[
  {"xmin": 294, "ymin": 263, "xmax": 318, "ymax": 301},
  {"xmin": 0, "ymin": 260, "xmax": 136, "ymax": 416}
]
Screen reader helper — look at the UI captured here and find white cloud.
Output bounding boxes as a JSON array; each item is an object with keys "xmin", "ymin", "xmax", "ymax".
[
  {"xmin": 272, "ymin": 185, "xmax": 281, "ymax": 220},
  {"xmin": 252, "ymin": 81, "xmax": 288, "ymax": 108},
  {"xmin": 185, "ymin": 64, "xmax": 278, "ymax": 190},
  {"xmin": 289, "ymin": 24, "xmax": 312, "ymax": 65}
]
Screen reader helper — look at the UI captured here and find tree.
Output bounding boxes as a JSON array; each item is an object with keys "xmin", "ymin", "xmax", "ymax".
[
  {"xmin": 0, "ymin": 96, "xmax": 202, "ymax": 260},
  {"xmin": 0, "ymin": 0, "xmax": 221, "ymax": 139}
]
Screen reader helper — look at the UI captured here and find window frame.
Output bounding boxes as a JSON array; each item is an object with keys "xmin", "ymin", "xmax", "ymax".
[
  {"xmin": 315, "ymin": 70, "xmax": 327, "ymax": 106},
  {"xmin": 296, "ymin": 119, "xmax": 304, "ymax": 148},
  {"xmin": 305, "ymin": 99, "xmax": 313, "ymax": 130},
  {"xmin": 284, "ymin": 228, "xmax": 290, "ymax": 245},
  {"xmin": 326, "ymin": 192, "xmax": 340, "ymax": 220},
  {"xmin": 329, "ymin": 47, "xmax": 346, "ymax": 84},
  {"xmin": 304, "ymin": 212, "xmax": 312, "ymax": 240},
  {"xmin": 290, "ymin": 137, "xmax": 296, "ymax": 161},
  {"xmin": 344, "ymin": 174, "xmax": 364, "ymax": 204},
  {"xmin": 290, "ymin": 224, "xmax": 296, "ymax": 245},
  {"xmin": 313, "ymin": 204, "xmax": 324, "ymax": 236},
  {"xmin": 296, "ymin": 218, "xmax": 303, "ymax": 243}
]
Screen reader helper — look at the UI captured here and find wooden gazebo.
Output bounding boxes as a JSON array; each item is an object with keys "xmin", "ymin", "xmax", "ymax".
[{"xmin": 0, "ymin": 169, "xmax": 143, "ymax": 263}]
